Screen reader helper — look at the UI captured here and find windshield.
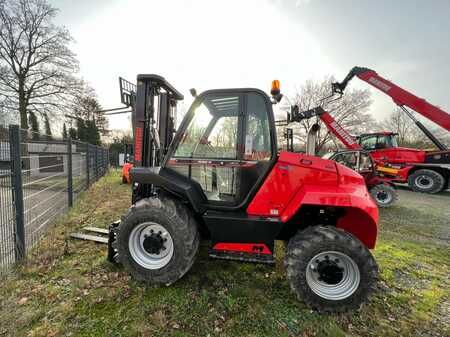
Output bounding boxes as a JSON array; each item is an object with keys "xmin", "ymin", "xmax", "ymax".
[
  {"xmin": 360, "ymin": 134, "xmax": 399, "ymax": 150},
  {"xmin": 173, "ymin": 103, "xmax": 214, "ymax": 157},
  {"xmin": 172, "ymin": 95, "xmax": 240, "ymax": 159},
  {"xmin": 322, "ymin": 152, "xmax": 335, "ymax": 159}
]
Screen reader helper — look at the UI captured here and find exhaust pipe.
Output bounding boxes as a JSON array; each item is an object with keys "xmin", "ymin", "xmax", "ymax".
[{"xmin": 306, "ymin": 123, "xmax": 320, "ymax": 156}]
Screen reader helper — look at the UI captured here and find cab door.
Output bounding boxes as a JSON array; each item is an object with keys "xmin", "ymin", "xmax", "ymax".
[{"xmin": 165, "ymin": 90, "xmax": 276, "ymax": 209}]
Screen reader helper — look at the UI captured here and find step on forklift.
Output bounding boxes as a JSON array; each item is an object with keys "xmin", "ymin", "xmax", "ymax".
[{"xmin": 108, "ymin": 75, "xmax": 379, "ymax": 312}]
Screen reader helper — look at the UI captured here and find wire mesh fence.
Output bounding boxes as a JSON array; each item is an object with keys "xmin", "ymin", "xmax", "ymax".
[
  {"xmin": 0, "ymin": 125, "xmax": 109, "ymax": 275},
  {"xmin": 0, "ymin": 127, "xmax": 15, "ymax": 272},
  {"xmin": 73, "ymin": 140, "xmax": 88, "ymax": 201}
]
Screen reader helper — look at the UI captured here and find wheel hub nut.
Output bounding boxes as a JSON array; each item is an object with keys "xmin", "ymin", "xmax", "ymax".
[{"xmin": 143, "ymin": 233, "xmax": 165, "ymax": 254}]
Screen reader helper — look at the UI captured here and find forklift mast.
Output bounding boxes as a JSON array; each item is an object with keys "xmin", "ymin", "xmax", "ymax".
[{"xmin": 120, "ymin": 75, "xmax": 183, "ymax": 168}]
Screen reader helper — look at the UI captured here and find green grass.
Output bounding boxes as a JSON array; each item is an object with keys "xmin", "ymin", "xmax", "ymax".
[{"xmin": 0, "ymin": 170, "xmax": 448, "ymax": 337}]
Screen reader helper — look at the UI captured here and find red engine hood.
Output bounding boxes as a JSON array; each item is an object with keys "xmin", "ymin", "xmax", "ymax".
[
  {"xmin": 247, "ymin": 152, "xmax": 379, "ymax": 248},
  {"xmin": 247, "ymin": 152, "xmax": 374, "ymax": 216}
]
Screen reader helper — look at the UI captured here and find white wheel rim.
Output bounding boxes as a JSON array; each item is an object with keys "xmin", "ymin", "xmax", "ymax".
[
  {"xmin": 415, "ymin": 175, "xmax": 433, "ymax": 189},
  {"xmin": 306, "ymin": 251, "xmax": 360, "ymax": 301},
  {"xmin": 129, "ymin": 222, "xmax": 174, "ymax": 270}
]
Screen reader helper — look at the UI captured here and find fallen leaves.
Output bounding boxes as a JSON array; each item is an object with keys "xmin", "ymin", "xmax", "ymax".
[
  {"xmin": 18, "ymin": 297, "xmax": 29, "ymax": 305},
  {"xmin": 150, "ymin": 310, "xmax": 168, "ymax": 328}
]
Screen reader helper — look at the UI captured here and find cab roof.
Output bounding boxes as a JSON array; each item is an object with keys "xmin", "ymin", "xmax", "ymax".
[{"xmin": 357, "ymin": 132, "xmax": 398, "ymax": 138}]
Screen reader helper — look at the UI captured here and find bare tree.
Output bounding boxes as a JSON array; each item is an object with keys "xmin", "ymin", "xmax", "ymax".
[
  {"xmin": 381, "ymin": 108, "xmax": 414, "ymax": 146},
  {"xmin": 283, "ymin": 76, "xmax": 375, "ymax": 152},
  {"xmin": 383, "ymin": 108, "xmax": 450, "ymax": 149},
  {"xmin": 0, "ymin": 97, "xmax": 7, "ymax": 124},
  {"xmin": 0, "ymin": 0, "xmax": 80, "ymax": 129}
]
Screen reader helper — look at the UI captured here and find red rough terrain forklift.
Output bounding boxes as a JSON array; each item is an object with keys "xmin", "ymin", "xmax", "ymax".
[{"xmin": 108, "ymin": 75, "xmax": 379, "ymax": 312}]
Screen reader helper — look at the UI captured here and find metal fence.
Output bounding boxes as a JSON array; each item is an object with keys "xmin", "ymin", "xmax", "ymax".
[{"xmin": 0, "ymin": 125, "xmax": 109, "ymax": 275}]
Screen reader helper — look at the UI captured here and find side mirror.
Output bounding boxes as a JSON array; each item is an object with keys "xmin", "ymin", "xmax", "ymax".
[{"xmin": 288, "ymin": 105, "xmax": 300, "ymax": 123}]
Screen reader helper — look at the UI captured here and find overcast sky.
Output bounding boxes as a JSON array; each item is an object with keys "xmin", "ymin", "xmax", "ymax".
[{"xmin": 50, "ymin": 0, "xmax": 450, "ymax": 131}]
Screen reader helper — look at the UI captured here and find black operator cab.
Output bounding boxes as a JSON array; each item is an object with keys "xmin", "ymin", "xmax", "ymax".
[
  {"xmin": 162, "ymin": 89, "xmax": 277, "ymax": 209},
  {"xmin": 132, "ymin": 88, "xmax": 278, "ymax": 211}
]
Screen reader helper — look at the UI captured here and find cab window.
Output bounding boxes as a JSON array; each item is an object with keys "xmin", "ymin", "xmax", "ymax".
[
  {"xmin": 168, "ymin": 94, "xmax": 241, "ymax": 203},
  {"xmin": 167, "ymin": 91, "xmax": 274, "ymax": 206},
  {"xmin": 359, "ymin": 135, "xmax": 378, "ymax": 150},
  {"xmin": 359, "ymin": 152, "xmax": 373, "ymax": 172},
  {"xmin": 173, "ymin": 101, "xmax": 238, "ymax": 159},
  {"xmin": 360, "ymin": 134, "xmax": 396, "ymax": 150},
  {"xmin": 333, "ymin": 152, "xmax": 358, "ymax": 171},
  {"xmin": 244, "ymin": 93, "xmax": 272, "ymax": 161}
]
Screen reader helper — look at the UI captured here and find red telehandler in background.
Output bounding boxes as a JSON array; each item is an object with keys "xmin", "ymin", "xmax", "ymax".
[{"xmin": 332, "ymin": 67, "xmax": 450, "ymax": 194}]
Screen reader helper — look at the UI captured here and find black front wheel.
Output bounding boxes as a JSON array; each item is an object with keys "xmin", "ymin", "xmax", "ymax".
[
  {"xmin": 117, "ymin": 196, "xmax": 199, "ymax": 285},
  {"xmin": 285, "ymin": 226, "xmax": 378, "ymax": 312},
  {"xmin": 369, "ymin": 184, "xmax": 398, "ymax": 208}
]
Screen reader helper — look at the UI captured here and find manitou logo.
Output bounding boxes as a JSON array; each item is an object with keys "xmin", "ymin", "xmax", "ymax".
[
  {"xmin": 329, "ymin": 121, "xmax": 356, "ymax": 146},
  {"xmin": 368, "ymin": 77, "xmax": 392, "ymax": 92}
]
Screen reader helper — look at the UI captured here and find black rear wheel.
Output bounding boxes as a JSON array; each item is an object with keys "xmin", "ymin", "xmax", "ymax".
[
  {"xmin": 117, "ymin": 196, "xmax": 199, "ymax": 285},
  {"xmin": 408, "ymin": 169, "xmax": 445, "ymax": 194},
  {"xmin": 285, "ymin": 226, "xmax": 378, "ymax": 312}
]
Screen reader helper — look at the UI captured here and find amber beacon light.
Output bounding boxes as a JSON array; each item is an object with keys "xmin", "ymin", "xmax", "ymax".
[{"xmin": 270, "ymin": 80, "xmax": 282, "ymax": 102}]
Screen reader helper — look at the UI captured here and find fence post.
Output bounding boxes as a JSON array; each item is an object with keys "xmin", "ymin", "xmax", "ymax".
[
  {"xmin": 86, "ymin": 143, "xmax": 90, "ymax": 187},
  {"xmin": 94, "ymin": 146, "xmax": 98, "ymax": 181},
  {"xmin": 99, "ymin": 147, "xmax": 103, "ymax": 177},
  {"xmin": 103, "ymin": 148, "xmax": 106, "ymax": 174},
  {"xmin": 93, "ymin": 145, "xmax": 98, "ymax": 181},
  {"xmin": 105, "ymin": 148, "xmax": 109, "ymax": 172},
  {"xmin": 9, "ymin": 125, "xmax": 25, "ymax": 262},
  {"xmin": 67, "ymin": 138, "xmax": 73, "ymax": 207}
]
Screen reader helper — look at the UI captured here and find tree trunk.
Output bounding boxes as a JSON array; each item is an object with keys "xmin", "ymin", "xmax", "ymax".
[{"xmin": 18, "ymin": 78, "xmax": 28, "ymax": 129}]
